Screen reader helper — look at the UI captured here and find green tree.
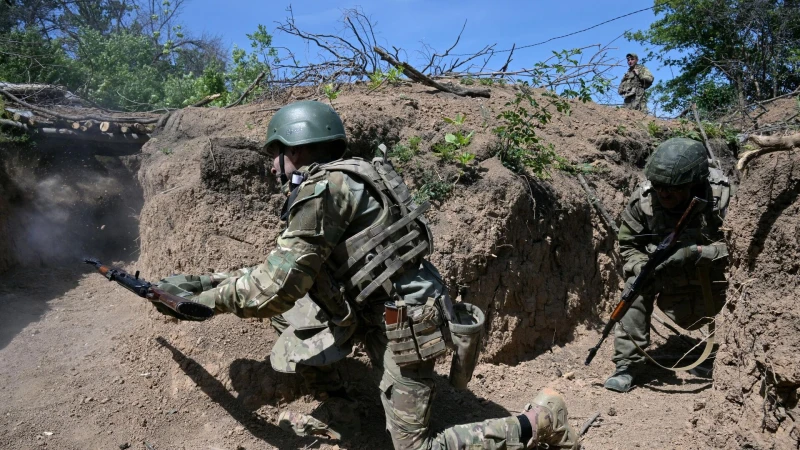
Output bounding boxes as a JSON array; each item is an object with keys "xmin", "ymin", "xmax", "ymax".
[{"xmin": 629, "ymin": 0, "xmax": 800, "ymax": 115}]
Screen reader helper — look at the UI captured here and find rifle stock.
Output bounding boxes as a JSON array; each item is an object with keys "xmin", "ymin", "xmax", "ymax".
[
  {"xmin": 83, "ymin": 258, "xmax": 214, "ymax": 321},
  {"xmin": 584, "ymin": 197, "xmax": 706, "ymax": 365}
]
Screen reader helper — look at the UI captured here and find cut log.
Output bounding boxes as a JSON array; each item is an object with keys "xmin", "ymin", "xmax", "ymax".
[
  {"xmin": 0, "ymin": 82, "xmax": 83, "ymax": 105},
  {"xmin": 99, "ymin": 122, "xmax": 112, "ymax": 132},
  {"xmin": 36, "ymin": 127, "xmax": 150, "ymax": 144},
  {"xmin": 0, "ymin": 89, "xmax": 161, "ymax": 124},
  {"xmin": 71, "ymin": 121, "xmax": 81, "ymax": 130},
  {"xmin": 0, "ymin": 118, "xmax": 28, "ymax": 131},
  {"xmin": 84, "ymin": 120, "xmax": 94, "ymax": 130},
  {"xmin": 119, "ymin": 126, "xmax": 130, "ymax": 134}
]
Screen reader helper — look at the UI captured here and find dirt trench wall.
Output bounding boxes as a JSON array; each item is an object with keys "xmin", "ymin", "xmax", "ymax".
[
  {"xmin": 136, "ymin": 85, "xmax": 655, "ymax": 363},
  {"xmin": 697, "ymin": 152, "xmax": 800, "ymax": 448}
]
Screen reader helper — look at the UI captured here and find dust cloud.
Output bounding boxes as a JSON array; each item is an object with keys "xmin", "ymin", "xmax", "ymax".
[{"xmin": 0, "ymin": 147, "xmax": 143, "ymax": 270}]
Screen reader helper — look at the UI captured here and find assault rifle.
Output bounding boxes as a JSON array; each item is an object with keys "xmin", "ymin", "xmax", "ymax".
[
  {"xmin": 584, "ymin": 197, "xmax": 706, "ymax": 365},
  {"xmin": 84, "ymin": 258, "xmax": 214, "ymax": 321}
]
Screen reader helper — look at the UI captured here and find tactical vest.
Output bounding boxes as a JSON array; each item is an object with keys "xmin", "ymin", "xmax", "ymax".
[
  {"xmin": 636, "ymin": 167, "xmax": 731, "ymax": 249},
  {"xmin": 298, "ymin": 157, "xmax": 434, "ymax": 307}
]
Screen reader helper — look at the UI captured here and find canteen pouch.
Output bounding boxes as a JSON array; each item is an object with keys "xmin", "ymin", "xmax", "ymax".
[
  {"xmin": 447, "ymin": 302, "xmax": 485, "ymax": 389},
  {"xmin": 385, "ymin": 299, "xmax": 448, "ymax": 367}
]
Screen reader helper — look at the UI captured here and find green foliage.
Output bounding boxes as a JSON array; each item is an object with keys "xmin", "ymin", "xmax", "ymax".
[
  {"xmin": 628, "ymin": 0, "xmax": 800, "ymax": 115},
  {"xmin": 160, "ymin": 147, "xmax": 173, "ymax": 155},
  {"xmin": 460, "ymin": 76, "xmax": 475, "ymax": 86},
  {"xmin": 413, "ymin": 173, "xmax": 453, "ymax": 204},
  {"xmin": 0, "ymin": 29, "xmax": 78, "ymax": 86},
  {"xmin": 434, "ymin": 113, "xmax": 475, "ymax": 164},
  {"xmin": 323, "ymin": 83, "xmax": 340, "ymax": 103},
  {"xmin": 491, "ymin": 48, "xmax": 610, "ymax": 177},
  {"xmin": 390, "ymin": 136, "xmax": 422, "ymax": 163},
  {"xmin": 368, "ymin": 67, "xmax": 404, "ymax": 89}
]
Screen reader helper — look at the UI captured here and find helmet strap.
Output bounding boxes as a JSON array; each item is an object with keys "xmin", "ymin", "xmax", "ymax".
[{"xmin": 278, "ymin": 149, "xmax": 289, "ymax": 186}]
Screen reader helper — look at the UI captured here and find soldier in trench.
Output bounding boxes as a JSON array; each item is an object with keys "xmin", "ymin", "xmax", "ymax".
[
  {"xmin": 604, "ymin": 137, "xmax": 731, "ymax": 393},
  {"xmin": 153, "ymin": 100, "xmax": 580, "ymax": 449},
  {"xmin": 618, "ymin": 53, "xmax": 654, "ymax": 112}
]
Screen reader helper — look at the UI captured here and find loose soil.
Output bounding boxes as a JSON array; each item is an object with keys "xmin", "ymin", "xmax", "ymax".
[{"xmin": 1, "ymin": 82, "xmax": 795, "ymax": 449}]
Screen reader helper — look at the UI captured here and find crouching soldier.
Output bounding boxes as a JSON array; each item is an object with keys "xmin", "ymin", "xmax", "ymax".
[
  {"xmin": 154, "ymin": 100, "xmax": 580, "ymax": 449},
  {"xmin": 605, "ymin": 137, "xmax": 731, "ymax": 393}
]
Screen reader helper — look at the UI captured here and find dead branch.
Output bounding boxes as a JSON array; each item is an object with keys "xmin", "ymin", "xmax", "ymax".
[
  {"xmin": 691, "ymin": 103, "xmax": 719, "ymax": 167},
  {"xmin": 748, "ymin": 133, "xmax": 800, "ymax": 149},
  {"xmin": 374, "ymin": 46, "xmax": 490, "ymax": 98},
  {"xmin": 225, "ymin": 72, "xmax": 266, "ymax": 108},
  {"xmin": 737, "ymin": 133, "xmax": 800, "ymax": 170},
  {"xmin": 191, "ymin": 93, "xmax": 222, "ymax": 108},
  {"xmin": 580, "ymin": 412, "xmax": 601, "ymax": 436},
  {"xmin": 0, "ymin": 89, "xmax": 161, "ymax": 124}
]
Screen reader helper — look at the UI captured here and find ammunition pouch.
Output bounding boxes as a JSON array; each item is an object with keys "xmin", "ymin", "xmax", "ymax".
[
  {"xmin": 447, "ymin": 302, "xmax": 485, "ymax": 389},
  {"xmin": 385, "ymin": 298, "xmax": 448, "ymax": 367}
]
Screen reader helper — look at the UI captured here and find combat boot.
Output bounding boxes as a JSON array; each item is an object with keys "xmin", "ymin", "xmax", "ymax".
[
  {"xmin": 523, "ymin": 388, "xmax": 580, "ymax": 449},
  {"xmin": 604, "ymin": 365, "xmax": 635, "ymax": 393},
  {"xmin": 278, "ymin": 395, "xmax": 360, "ymax": 441}
]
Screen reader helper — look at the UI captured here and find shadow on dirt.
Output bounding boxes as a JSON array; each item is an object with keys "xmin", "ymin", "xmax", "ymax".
[{"xmin": 158, "ymin": 338, "xmax": 513, "ymax": 449}]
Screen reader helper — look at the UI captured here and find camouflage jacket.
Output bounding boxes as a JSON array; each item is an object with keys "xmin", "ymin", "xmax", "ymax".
[
  {"xmin": 196, "ymin": 159, "xmax": 445, "ymax": 319},
  {"xmin": 618, "ymin": 64, "xmax": 654, "ymax": 98},
  {"xmin": 618, "ymin": 168, "xmax": 731, "ymax": 284}
]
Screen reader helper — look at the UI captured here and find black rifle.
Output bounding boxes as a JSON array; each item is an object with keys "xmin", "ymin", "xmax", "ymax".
[
  {"xmin": 585, "ymin": 197, "xmax": 706, "ymax": 365},
  {"xmin": 84, "ymin": 258, "xmax": 214, "ymax": 321}
]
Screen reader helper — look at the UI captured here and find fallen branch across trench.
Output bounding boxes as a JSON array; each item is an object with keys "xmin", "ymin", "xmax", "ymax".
[{"xmin": 373, "ymin": 46, "xmax": 491, "ymax": 98}]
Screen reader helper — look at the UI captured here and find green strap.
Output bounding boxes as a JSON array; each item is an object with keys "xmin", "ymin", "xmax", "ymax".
[{"xmin": 623, "ymin": 265, "xmax": 716, "ymax": 372}]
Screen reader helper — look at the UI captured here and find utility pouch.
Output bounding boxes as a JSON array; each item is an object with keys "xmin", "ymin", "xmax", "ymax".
[
  {"xmin": 385, "ymin": 299, "xmax": 447, "ymax": 367},
  {"xmin": 447, "ymin": 302, "xmax": 485, "ymax": 389}
]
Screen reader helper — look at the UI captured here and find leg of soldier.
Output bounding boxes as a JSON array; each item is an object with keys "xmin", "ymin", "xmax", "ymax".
[
  {"xmin": 361, "ymin": 314, "xmax": 577, "ymax": 449},
  {"xmin": 606, "ymin": 289, "xmax": 656, "ymax": 392},
  {"xmin": 271, "ymin": 314, "xmax": 359, "ymax": 440}
]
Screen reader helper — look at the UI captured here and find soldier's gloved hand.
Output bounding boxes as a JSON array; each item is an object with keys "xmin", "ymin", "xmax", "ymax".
[
  {"xmin": 696, "ymin": 242, "xmax": 728, "ymax": 265},
  {"xmin": 655, "ymin": 244, "xmax": 698, "ymax": 272},
  {"xmin": 623, "ymin": 258, "xmax": 646, "ymax": 277}
]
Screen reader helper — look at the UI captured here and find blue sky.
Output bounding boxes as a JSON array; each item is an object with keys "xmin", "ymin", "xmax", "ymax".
[{"xmin": 180, "ymin": 1, "xmax": 668, "ymax": 106}]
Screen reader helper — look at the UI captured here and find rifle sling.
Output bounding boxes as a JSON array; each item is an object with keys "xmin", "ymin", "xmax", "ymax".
[{"xmin": 621, "ymin": 265, "xmax": 716, "ymax": 372}]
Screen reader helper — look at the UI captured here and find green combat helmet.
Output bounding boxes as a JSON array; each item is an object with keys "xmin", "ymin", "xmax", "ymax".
[
  {"xmin": 265, "ymin": 100, "xmax": 347, "ymax": 185},
  {"xmin": 265, "ymin": 100, "xmax": 346, "ymax": 149},
  {"xmin": 644, "ymin": 137, "xmax": 709, "ymax": 186}
]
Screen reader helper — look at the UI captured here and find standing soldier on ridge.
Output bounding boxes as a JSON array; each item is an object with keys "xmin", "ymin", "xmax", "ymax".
[
  {"xmin": 605, "ymin": 138, "xmax": 731, "ymax": 393},
  {"xmin": 152, "ymin": 101, "xmax": 580, "ymax": 449},
  {"xmin": 618, "ymin": 52, "xmax": 654, "ymax": 112}
]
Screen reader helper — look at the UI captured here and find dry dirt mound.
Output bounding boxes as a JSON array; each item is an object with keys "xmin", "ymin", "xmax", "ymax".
[
  {"xmin": 136, "ymin": 82, "xmax": 665, "ymax": 365},
  {"xmin": 695, "ymin": 150, "xmax": 800, "ymax": 449}
]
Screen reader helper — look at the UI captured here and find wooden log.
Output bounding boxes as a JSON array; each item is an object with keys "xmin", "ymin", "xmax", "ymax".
[
  {"xmin": 99, "ymin": 121, "xmax": 112, "ymax": 132},
  {"xmin": 84, "ymin": 120, "xmax": 94, "ymax": 130},
  {"xmin": 131, "ymin": 123, "xmax": 147, "ymax": 134},
  {"xmin": 0, "ymin": 118, "xmax": 28, "ymax": 131},
  {"xmin": 36, "ymin": 127, "xmax": 150, "ymax": 144},
  {"xmin": 0, "ymin": 88, "xmax": 161, "ymax": 124},
  {"xmin": 191, "ymin": 93, "xmax": 222, "ymax": 107},
  {"xmin": 373, "ymin": 46, "xmax": 491, "ymax": 98},
  {"xmin": 737, "ymin": 133, "xmax": 800, "ymax": 171},
  {"xmin": 119, "ymin": 125, "xmax": 130, "ymax": 134}
]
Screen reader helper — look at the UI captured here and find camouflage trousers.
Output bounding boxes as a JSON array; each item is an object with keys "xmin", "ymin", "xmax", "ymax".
[
  {"xmin": 612, "ymin": 278, "xmax": 726, "ymax": 368},
  {"xmin": 272, "ymin": 303, "xmax": 529, "ymax": 450},
  {"xmin": 622, "ymin": 92, "xmax": 647, "ymax": 112}
]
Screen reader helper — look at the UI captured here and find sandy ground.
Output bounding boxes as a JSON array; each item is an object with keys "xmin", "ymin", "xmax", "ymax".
[{"xmin": 0, "ymin": 265, "xmax": 710, "ymax": 450}]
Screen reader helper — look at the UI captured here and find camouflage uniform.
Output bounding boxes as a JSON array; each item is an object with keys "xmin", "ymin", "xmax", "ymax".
[
  {"xmin": 607, "ymin": 138, "xmax": 731, "ymax": 391},
  {"xmin": 618, "ymin": 53, "xmax": 654, "ymax": 112},
  {"xmin": 162, "ymin": 101, "xmax": 579, "ymax": 449}
]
